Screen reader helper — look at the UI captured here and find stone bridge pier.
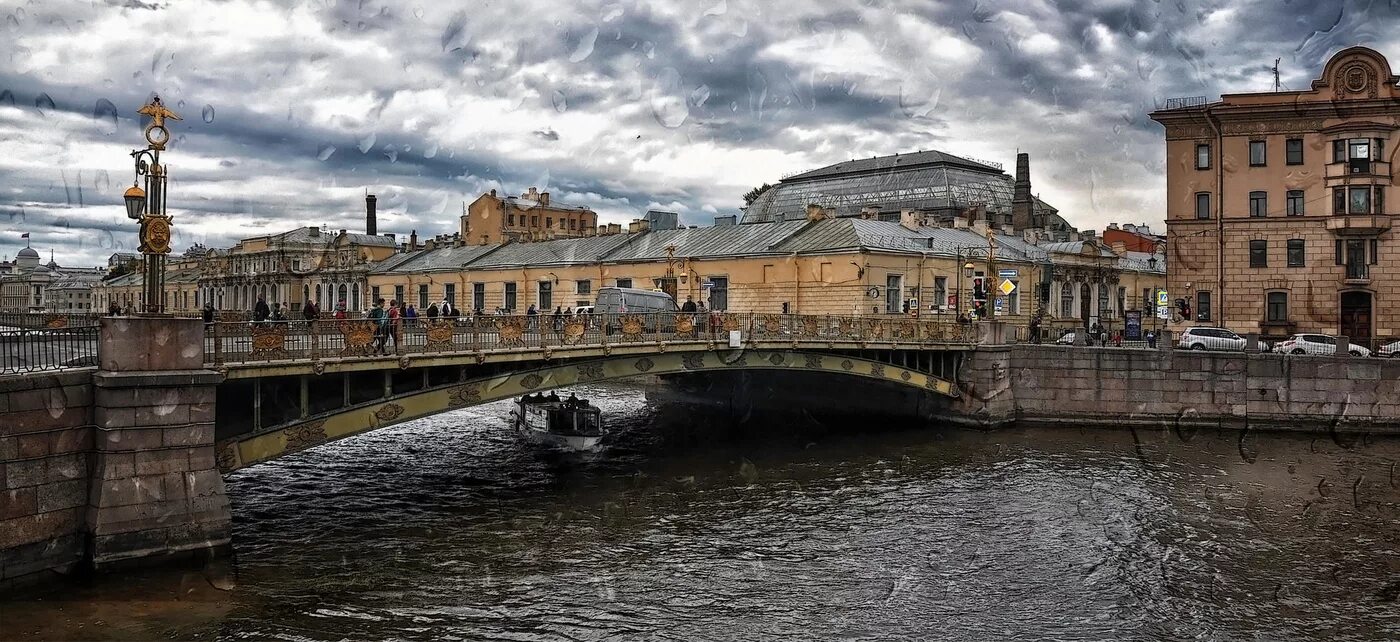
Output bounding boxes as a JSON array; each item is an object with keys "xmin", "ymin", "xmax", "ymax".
[
  {"xmin": 1, "ymin": 317, "xmax": 229, "ymax": 591},
  {"xmin": 88, "ymin": 316, "xmax": 230, "ymax": 570}
]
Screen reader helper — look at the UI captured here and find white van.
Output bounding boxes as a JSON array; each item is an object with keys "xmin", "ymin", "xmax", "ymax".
[{"xmin": 593, "ymin": 287, "xmax": 679, "ymax": 314}]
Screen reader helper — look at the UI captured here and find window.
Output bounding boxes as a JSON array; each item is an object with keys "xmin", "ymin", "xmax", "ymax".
[
  {"xmin": 371, "ymin": 286, "xmax": 381, "ymax": 303},
  {"xmin": 546, "ymin": 217, "xmax": 553, "ymax": 229},
  {"xmin": 1335, "ymin": 239, "xmax": 1345, "ymax": 265},
  {"xmin": 531, "ymin": 216, "xmax": 538, "ymax": 226},
  {"xmin": 1334, "ymin": 188, "xmax": 1346, "ymax": 215},
  {"xmin": 418, "ymin": 284, "xmax": 429, "ymax": 308},
  {"xmin": 394, "ymin": 285, "xmax": 404, "ymax": 305},
  {"xmin": 886, "ymin": 274, "xmax": 903, "ymax": 313},
  {"xmin": 615, "ymin": 278, "xmax": 632, "ymax": 289},
  {"xmin": 1286, "ymin": 190, "xmax": 1304, "ymax": 216},
  {"xmin": 1060, "ymin": 283, "xmax": 1073, "ymax": 318},
  {"xmin": 1266, "ymin": 292, "xmax": 1288, "ymax": 322},
  {"xmin": 1249, "ymin": 240, "xmax": 1267, "ymax": 267},
  {"xmin": 1195, "ymin": 143, "xmax": 1210, "ymax": 170},
  {"xmin": 504, "ymin": 283, "xmax": 517, "ymax": 311},
  {"xmin": 1195, "ymin": 192, "xmax": 1211, "ymax": 219},
  {"xmin": 1287, "ymin": 239, "xmax": 1305, "ymax": 267},
  {"xmin": 1286, "ymin": 138, "xmax": 1303, "ymax": 165},
  {"xmin": 1249, "ymin": 191, "xmax": 1267, "ymax": 217},
  {"xmin": 1333, "ymin": 139, "xmax": 1346, "ymax": 163},
  {"xmin": 708, "ymin": 276, "xmax": 729, "ymax": 310},
  {"xmin": 1115, "ymin": 287, "xmax": 1125, "ymax": 318},
  {"xmin": 444, "ymin": 283, "xmax": 456, "ymax": 307},
  {"xmin": 508, "ymin": 214, "xmax": 515, "ymax": 226},
  {"xmin": 1249, "ymin": 140, "xmax": 1266, "ymax": 166},
  {"xmin": 1370, "ymin": 238, "xmax": 1379, "ymax": 265},
  {"xmin": 933, "ymin": 276, "xmax": 947, "ymax": 310},
  {"xmin": 1349, "ymin": 139, "xmax": 1371, "ymax": 173},
  {"xmin": 538, "ymin": 281, "xmax": 552, "ymax": 309},
  {"xmin": 1377, "ymin": 186, "xmax": 1385, "ymax": 214},
  {"xmin": 1350, "ymin": 186, "xmax": 1371, "ymax": 214},
  {"xmin": 1196, "ymin": 291, "xmax": 1211, "ymax": 322},
  {"xmin": 569, "ymin": 219, "xmax": 576, "ymax": 230},
  {"xmin": 576, "ymin": 279, "xmax": 591, "ymax": 295}
]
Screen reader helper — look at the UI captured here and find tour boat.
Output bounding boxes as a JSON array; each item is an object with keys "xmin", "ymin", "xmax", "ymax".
[{"xmin": 510, "ymin": 392, "xmax": 605, "ymax": 451}]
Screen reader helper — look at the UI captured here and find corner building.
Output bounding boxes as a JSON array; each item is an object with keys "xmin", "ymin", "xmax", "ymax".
[{"xmin": 1151, "ymin": 46, "xmax": 1400, "ymax": 346}]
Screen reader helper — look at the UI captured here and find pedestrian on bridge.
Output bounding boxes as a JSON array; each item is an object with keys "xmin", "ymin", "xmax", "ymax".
[
  {"xmin": 369, "ymin": 299, "xmax": 389, "ymax": 355},
  {"xmin": 426, "ymin": 302, "xmax": 439, "ymax": 320},
  {"xmin": 334, "ymin": 300, "xmax": 347, "ymax": 320},
  {"xmin": 552, "ymin": 306, "xmax": 564, "ymax": 339},
  {"xmin": 303, "ymin": 299, "xmax": 319, "ymax": 322},
  {"xmin": 389, "ymin": 300, "xmax": 403, "ymax": 352},
  {"xmin": 254, "ymin": 295, "xmax": 270, "ymax": 325},
  {"xmin": 405, "ymin": 303, "xmax": 418, "ymax": 326}
]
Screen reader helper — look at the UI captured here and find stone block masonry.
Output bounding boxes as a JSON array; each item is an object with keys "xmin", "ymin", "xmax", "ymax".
[
  {"xmin": 1, "ymin": 316, "xmax": 229, "ymax": 593},
  {"xmin": 961, "ymin": 344, "xmax": 1400, "ymax": 434}
]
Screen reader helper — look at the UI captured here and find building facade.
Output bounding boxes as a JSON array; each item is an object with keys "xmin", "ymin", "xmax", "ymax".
[
  {"xmin": 461, "ymin": 187, "xmax": 599, "ymax": 245},
  {"xmin": 1151, "ymin": 46, "xmax": 1400, "ymax": 345},
  {"xmin": 0, "ymin": 246, "xmax": 106, "ymax": 313}
]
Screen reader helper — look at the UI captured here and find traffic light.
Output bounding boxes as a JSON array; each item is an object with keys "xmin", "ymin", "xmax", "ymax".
[{"xmin": 972, "ymin": 277, "xmax": 986, "ymax": 302}]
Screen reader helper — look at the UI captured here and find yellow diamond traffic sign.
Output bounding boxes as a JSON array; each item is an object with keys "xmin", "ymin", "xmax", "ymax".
[{"xmin": 999, "ymin": 279, "xmax": 1016, "ymax": 296}]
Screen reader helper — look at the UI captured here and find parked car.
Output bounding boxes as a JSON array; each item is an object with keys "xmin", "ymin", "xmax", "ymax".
[
  {"xmin": 1379, "ymin": 339, "xmax": 1400, "ymax": 358},
  {"xmin": 1274, "ymin": 333, "xmax": 1373, "ymax": 357},
  {"xmin": 1176, "ymin": 327, "xmax": 1246, "ymax": 351},
  {"xmin": 593, "ymin": 287, "xmax": 679, "ymax": 315},
  {"xmin": 1055, "ymin": 330, "xmax": 1078, "ymax": 345}
]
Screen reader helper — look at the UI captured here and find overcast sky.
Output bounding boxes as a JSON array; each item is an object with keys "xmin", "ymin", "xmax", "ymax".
[{"xmin": 1, "ymin": 0, "xmax": 1396, "ymax": 267}]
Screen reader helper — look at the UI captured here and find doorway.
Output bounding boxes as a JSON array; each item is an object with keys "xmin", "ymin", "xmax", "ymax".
[
  {"xmin": 1079, "ymin": 283, "xmax": 1091, "ymax": 328},
  {"xmin": 1340, "ymin": 291, "xmax": 1372, "ymax": 347}
]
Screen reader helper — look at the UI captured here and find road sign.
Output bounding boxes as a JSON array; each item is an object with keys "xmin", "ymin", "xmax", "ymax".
[
  {"xmin": 999, "ymin": 279, "xmax": 1017, "ymax": 296},
  {"xmin": 1156, "ymin": 307, "xmax": 1170, "ymax": 320},
  {"xmin": 1156, "ymin": 290, "xmax": 1169, "ymax": 307},
  {"xmin": 998, "ymin": 269, "xmax": 1019, "ymax": 278}
]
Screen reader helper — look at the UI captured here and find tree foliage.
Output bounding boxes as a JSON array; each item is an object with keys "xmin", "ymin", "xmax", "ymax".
[{"xmin": 742, "ymin": 182, "xmax": 773, "ymax": 205}]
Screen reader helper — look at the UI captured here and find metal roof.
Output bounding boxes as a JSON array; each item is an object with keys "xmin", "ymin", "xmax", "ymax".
[
  {"xmin": 783, "ymin": 150, "xmax": 1003, "ymax": 182},
  {"xmin": 375, "ymin": 244, "xmax": 502, "ymax": 274},
  {"xmin": 601, "ymin": 221, "xmax": 810, "ymax": 262},
  {"xmin": 457, "ymin": 234, "xmax": 635, "ymax": 269},
  {"xmin": 501, "ymin": 195, "xmax": 593, "ymax": 212}
]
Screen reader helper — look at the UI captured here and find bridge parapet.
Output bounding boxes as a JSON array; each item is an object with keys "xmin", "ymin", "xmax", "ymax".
[{"xmin": 204, "ymin": 312, "xmax": 981, "ymax": 367}]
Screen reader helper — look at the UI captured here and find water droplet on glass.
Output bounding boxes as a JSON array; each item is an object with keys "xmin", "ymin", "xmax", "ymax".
[
  {"xmin": 423, "ymin": 142, "xmax": 438, "ymax": 159},
  {"xmin": 569, "ymin": 25, "xmax": 598, "ymax": 62},
  {"xmin": 357, "ymin": 132, "xmax": 377, "ymax": 153},
  {"xmin": 649, "ymin": 68, "xmax": 688, "ymax": 128},
  {"xmin": 34, "ymin": 92, "xmax": 54, "ymax": 117},
  {"xmin": 601, "ymin": 4, "xmax": 623, "ymax": 22},
  {"xmin": 413, "ymin": 6, "xmax": 424, "ymax": 19},
  {"xmin": 5, "ymin": 14, "xmax": 19, "ymax": 31},
  {"xmin": 357, "ymin": 21, "xmax": 366, "ymax": 30},
  {"xmin": 898, "ymin": 75, "xmax": 942, "ymax": 119},
  {"xmin": 642, "ymin": 41, "xmax": 655, "ymax": 59},
  {"xmin": 201, "ymin": 104, "xmax": 215, "ymax": 123},
  {"xmin": 93, "ymin": 169, "xmax": 110, "ymax": 193},
  {"xmin": 551, "ymin": 89, "xmax": 568, "ymax": 113},
  {"xmin": 0, "ymin": 89, "xmax": 14, "ymax": 108},
  {"xmin": 317, "ymin": 144, "xmax": 336, "ymax": 161},
  {"xmin": 704, "ymin": 0, "xmax": 727, "ymax": 16},
  {"xmin": 690, "ymin": 85, "xmax": 711, "ymax": 107},
  {"xmin": 441, "ymin": 10, "xmax": 467, "ymax": 52},
  {"xmin": 92, "ymin": 98, "xmax": 118, "ymax": 134},
  {"xmin": 382, "ymin": 144, "xmax": 398, "ymax": 163}
]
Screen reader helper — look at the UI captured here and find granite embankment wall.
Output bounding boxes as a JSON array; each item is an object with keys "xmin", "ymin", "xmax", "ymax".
[
  {"xmin": 962, "ymin": 345, "xmax": 1400, "ymax": 433},
  {"xmin": 0, "ymin": 370, "xmax": 95, "ymax": 589}
]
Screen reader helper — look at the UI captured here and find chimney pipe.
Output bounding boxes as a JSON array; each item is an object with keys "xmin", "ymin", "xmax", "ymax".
[
  {"xmin": 409, "ymin": 229, "xmax": 418, "ymax": 251},
  {"xmin": 366, "ymin": 194, "xmax": 378, "ymax": 236},
  {"xmin": 1010, "ymin": 153, "xmax": 1033, "ymax": 230}
]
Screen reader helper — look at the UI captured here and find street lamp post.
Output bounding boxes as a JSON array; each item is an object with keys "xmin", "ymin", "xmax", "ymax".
[{"xmin": 125, "ymin": 95, "xmax": 181, "ymax": 315}]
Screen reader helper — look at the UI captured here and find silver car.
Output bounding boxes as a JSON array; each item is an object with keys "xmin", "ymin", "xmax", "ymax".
[
  {"xmin": 1177, "ymin": 327, "xmax": 1245, "ymax": 351},
  {"xmin": 1276, "ymin": 333, "xmax": 1372, "ymax": 357}
]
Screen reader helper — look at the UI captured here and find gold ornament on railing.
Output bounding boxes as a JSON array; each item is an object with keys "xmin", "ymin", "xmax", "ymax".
[
  {"xmin": 338, "ymin": 320, "xmax": 376, "ymax": 355},
  {"xmin": 619, "ymin": 314, "xmax": 647, "ymax": 340},
  {"xmin": 424, "ymin": 320, "xmax": 455, "ymax": 350},
  {"xmin": 674, "ymin": 314, "xmax": 696, "ymax": 337},
  {"xmin": 249, "ymin": 323, "xmax": 288, "ymax": 360},
  {"xmin": 562, "ymin": 318, "xmax": 587, "ymax": 344},
  {"xmin": 496, "ymin": 318, "xmax": 526, "ymax": 347}
]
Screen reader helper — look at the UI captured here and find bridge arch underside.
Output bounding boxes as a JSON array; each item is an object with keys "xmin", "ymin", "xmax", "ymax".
[{"xmin": 215, "ymin": 349, "xmax": 962, "ymax": 472}]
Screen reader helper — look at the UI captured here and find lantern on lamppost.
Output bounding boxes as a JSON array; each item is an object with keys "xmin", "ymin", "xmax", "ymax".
[{"xmin": 127, "ymin": 95, "xmax": 181, "ymax": 314}]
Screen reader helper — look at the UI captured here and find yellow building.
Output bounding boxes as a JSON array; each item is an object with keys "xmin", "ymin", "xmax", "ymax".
[
  {"xmin": 370, "ymin": 214, "xmax": 1165, "ymax": 327},
  {"xmin": 461, "ymin": 187, "xmax": 598, "ymax": 245},
  {"xmin": 1151, "ymin": 46, "xmax": 1400, "ymax": 344}
]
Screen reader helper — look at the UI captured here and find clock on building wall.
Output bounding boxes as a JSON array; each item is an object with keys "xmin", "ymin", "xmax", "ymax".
[{"xmin": 866, "ymin": 286, "xmax": 880, "ymax": 299}]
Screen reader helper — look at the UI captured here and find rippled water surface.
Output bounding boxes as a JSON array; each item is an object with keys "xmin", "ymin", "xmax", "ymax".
[{"xmin": 7, "ymin": 381, "xmax": 1400, "ymax": 641}]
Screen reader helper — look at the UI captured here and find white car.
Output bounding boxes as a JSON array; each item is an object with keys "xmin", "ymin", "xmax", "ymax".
[
  {"xmin": 1055, "ymin": 331, "xmax": 1078, "ymax": 345},
  {"xmin": 1380, "ymin": 340, "xmax": 1400, "ymax": 358},
  {"xmin": 1177, "ymin": 327, "xmax": 1245, "ymax": 351},
  {"xmin": 1275, "ymin": 333, "xmax": 1372, "ymax": 357}
]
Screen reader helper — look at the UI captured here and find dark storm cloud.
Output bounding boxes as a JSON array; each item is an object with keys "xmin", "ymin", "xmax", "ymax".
[{"xmin": 2, "ymin": 0, "xmax": 1399, "ymax": 266}]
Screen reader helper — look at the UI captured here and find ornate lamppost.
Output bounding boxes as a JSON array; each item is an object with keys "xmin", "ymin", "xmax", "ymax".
[{"xmin": 123, "ymin": 95, "xmax": 181, "ymax": 315}]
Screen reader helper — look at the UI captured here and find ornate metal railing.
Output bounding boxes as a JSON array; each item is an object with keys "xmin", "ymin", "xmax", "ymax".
[
  {"xmin": 0, "ymin": 312, "xmax": 106, "ymax": 330},
  {"xmin": 203, "ymin": 313, "xmax": 981, "ymax": 366},
  {"xmin": 0, "ymin": 326, "xmax": 100, "ymax": 375}
]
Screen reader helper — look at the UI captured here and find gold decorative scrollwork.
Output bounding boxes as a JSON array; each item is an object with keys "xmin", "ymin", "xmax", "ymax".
[
  {"xmin": 496, "ymin": 319, "xmax": 526, "ymax": 347},
  {"xmin": 283, "ymin": 420, "xmax": 327, "ymax": 452},
  {"xmin": 374, "ymin": 403, "xmax": 404, "ymax": 422},
  {"xmin": 250, "ymin": 323, "xmax": 288, "ymax": 360},
  {"xmin": 839, "ymin": 318, "xmax": 857, "ymax": 337},
  {"xmin": 619, "ymin": 314, "xmax": 647, "ymax": 341},
  {"xmin": 562, "ymin": 319, "xmax": 587, "ymax": 345},
  {"xmin": 761, "ymin": 314, "xmax": 782, "ymax": 334},
  {"xmin": 424, "ymin": 320, "xmax": 455, "ymax": 350},
  {"xmin": 721, "ymin": 314, "xmax": 741, "ymax": 332},
  {"xmin": 892, "ymin": 321, "xmax": 917, "ymax": 340},
  {"xmin": 44, "ymin": 316, "xmax": 68, "ymax": 329},
  {"xmin": 865, "ymin": 319, "xmax": 885, "ymax": 340},
  {"xmin": 675, "ymin": 314, "xmax": 696, "ymax": 337},
  {"xmin": 215, "ymin": 442, "xmax": 240, "ymax": 471},
  {"xmin": 801, "ymin": 317, "xmax": 819, "ymax": 337},
  {"xmin": 448, "ymin": 384, "xmax": 482, "ymax": 407},
  {"xmin": 339, "ymin": 320, "xmax": 376, "ymax": 355}
]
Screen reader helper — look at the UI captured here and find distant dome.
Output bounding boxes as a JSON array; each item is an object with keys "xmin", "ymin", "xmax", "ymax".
[{"xmin": 17, "ymin": 247, "xmax": 38, "ymax": 258}]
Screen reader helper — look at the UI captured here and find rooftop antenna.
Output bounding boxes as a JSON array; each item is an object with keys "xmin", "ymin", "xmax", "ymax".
[{"xmin": 1272, "ymin": 58, "xmax": 1281, "ymax": 92}]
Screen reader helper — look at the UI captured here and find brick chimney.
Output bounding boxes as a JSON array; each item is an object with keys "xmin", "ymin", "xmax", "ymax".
[
  {"xmin": 409, "ymin": 229, "xmax": 418, "ymax": 251},
  {"xmin": 1010, "ymin": 152, "xmax": 1033, "ymax": 230},
  {"xmin": 365, "ymin": 194, "xmax": 378, "ymax": 236},
  {"xmin": 899, "ymin": 209, "xmax": 921, "ymax": 231},
  {"xmin": 806, "ymin": 204, "xmax": 828, "ymax": 222},
  {"xmin": 539, "ymin": 192, "xmax": 550, "ymax": 206}
]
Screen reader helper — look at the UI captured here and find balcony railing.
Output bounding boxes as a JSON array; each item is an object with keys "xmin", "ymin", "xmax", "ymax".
[
  {"xmin": 1345, "ymin": 262, "xmax": 1370, "ymax": 283},
  {"xmin": 1325, "ymin": 160, "xmax": 1391, "ymax": 181}
]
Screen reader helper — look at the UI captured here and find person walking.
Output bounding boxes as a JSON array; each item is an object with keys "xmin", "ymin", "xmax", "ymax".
[
  {"xmin": 681, "ymin": 296, "xmax": 697, "ymax": 313},
  {"xmin": 302, "ymin": 298, "xmax": 319, "ymax": 322},
  {"xmin": 552, "ymin": 306, "xmax": 564, "ymax": 339},
  {"xmin": 334, "ymin": 300, "xmax": 347, "ymax": 320},
  {"xmin": 426, "ymin": 301, "xmax": 439, "ymax": 320},
  {"xmin": 388, "ymin": 300, "xmax": 403, "ymax": 352},
  {"xmin": 253, "ymin": 294, "xmax": 270, "ymax": 325},
  {"xmin": 527, "ymin": 303, "xmax": 539, "ymax": 331},
  {"xmin": 202, "ymin": 303, "xmax": 215, "ymax": 325},
  {"xmin": 369, "ymin": 299, "xmax": 388, "ymax": 355},
  {"xmin": 405, "ymin": 303, "xmax": 418, "ymax": 325}
]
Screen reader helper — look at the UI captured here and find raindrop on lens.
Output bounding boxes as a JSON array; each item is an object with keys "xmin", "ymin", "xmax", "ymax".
[
  {"xmin": 0, "ymin": 89, "xmax": 14, "ymax": 108},
  {"xmin": 200, "ymin": 104, "xmax": 215, "ymax": 123},
  {"xmin": 649, "ymin": 68, "xmax": 688, "ymax": 128},
  {"xmin": 34, "ymin": 92, "xmax": 54, "ymax": 116},
  {"xmin": 569, "ymin": 25, "xmax": 598, "ymax": 62},
  {"xmin": 551, "ymin": 89, "xmax": 567, "ymax": 113},
  {"xmin": 317, "ymin": 144, "xmax": 336, "ymax": 161},
  {"xmin": 423, "ymin": 142, "xmax": 438, "ymax": 159},
  {"xmin": 357, "ymin": 132, "xmax": 377, "ymax": 153},
  {"xmin": 92, "ymin": 98, "xmax": 118, "ymax": 134}
]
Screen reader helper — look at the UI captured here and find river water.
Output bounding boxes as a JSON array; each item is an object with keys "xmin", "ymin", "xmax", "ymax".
[{"xmin": 6, "ymin": 381, "xmax": 1400, "ymax": 641}]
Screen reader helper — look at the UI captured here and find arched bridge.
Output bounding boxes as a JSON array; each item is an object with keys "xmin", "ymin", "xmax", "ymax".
[{"xmin": 208, "ymin": 312, "xmax": 986, "ymax": 471}]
